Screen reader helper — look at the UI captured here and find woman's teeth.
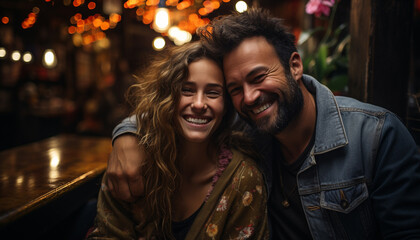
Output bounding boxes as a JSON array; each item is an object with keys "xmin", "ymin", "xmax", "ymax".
[{"xmin": 186, "ymin": 117, "xmax": 209, "ymax": 124}]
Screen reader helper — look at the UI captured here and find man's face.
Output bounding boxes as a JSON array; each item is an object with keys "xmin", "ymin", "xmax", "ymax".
[{"xmin": 223, "ymin": 36, "xmax": 303, "ymax": 134}]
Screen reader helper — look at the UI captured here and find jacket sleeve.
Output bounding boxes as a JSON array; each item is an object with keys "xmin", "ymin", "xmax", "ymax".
[
  {"xmin": 86, "ymin": 174, "xmax": 138, "ymax": 240},
  {"xmin": 372, "ymin": 112, "xmax": 420, "ymax": 239},
  {"xmin": 111, "ymin": 116, "xmax": 138, "ymax": 145},
  {"xmin": 199, "ymin": 159, "xmax": 269, "ymax": 240}
]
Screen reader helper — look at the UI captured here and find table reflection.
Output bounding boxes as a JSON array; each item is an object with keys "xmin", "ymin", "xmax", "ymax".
[{"xmin": 0, "ymin": 134, "xmax": 111, "ymax": 227}]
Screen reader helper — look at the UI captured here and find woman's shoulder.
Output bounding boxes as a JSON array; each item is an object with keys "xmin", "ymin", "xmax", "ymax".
[
  {"xmin": 230, "ymin": 148, "xmax": 265, "ymax": 187},
  {"xmin": 231, "ymin": 148, "xmax": 262, "ymax": 170}
]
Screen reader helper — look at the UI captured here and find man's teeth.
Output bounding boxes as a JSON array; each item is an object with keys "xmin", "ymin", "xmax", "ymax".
[
  {"xmin": 186, "ymin": 117, "xmax": 209, "ymax": 124},
  {"xmin": 253, "ymin": 103, "xmax": 272, "ymax": 114}
]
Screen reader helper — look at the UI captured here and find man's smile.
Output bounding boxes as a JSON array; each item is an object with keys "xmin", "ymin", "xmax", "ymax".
[{"xmin": 252, "ymin": 101, "xmax": 274, "ymax": 115}]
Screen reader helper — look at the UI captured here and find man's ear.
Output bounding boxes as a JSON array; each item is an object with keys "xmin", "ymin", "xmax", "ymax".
[{"xmin": 289, "ymin": 52, "xmax": 303, "ymax": 81}]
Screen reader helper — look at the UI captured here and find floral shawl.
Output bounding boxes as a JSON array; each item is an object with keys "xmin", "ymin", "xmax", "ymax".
[{"xmin": 87, "ymin": 148, "xmax": 268, "ymax": 240}]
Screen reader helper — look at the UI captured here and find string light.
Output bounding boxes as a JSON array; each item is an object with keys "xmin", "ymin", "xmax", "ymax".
[
  {"xmin": 235, "ymin": 1, "xmax": 248, "ymax": 13},
  {"xmin": 43, "ymin": 49, "xmax": 57, "ymax": 68},
  {"xmin": 152, "ymin": 37, "xmax": 166, "ymax": 51},
  {"xmin": 2, "ymin": 17, "xmax": 9, "ymax": 24},
  {"xmin": 11, "ymin": 51, "xmax": 21, "ymax": 61},
  {"xmin": 23, "ymin": 52, "xmax": 33, "ymax": 63},
  {"xmin": 123, "ymin": 0, "xmax": 230, "ymax": 44},
  {"xmin": 153, "ymin": 8, "xmax": 170, "ymax": 33},
  {"xmin": 0, "ymin": 48, "xmax": 6, "ymax": 58}
]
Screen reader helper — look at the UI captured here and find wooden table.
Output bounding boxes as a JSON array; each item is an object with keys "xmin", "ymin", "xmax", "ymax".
[{"xmin": 0, "ymin": 134, "xmax": 111, "ymax": 238}]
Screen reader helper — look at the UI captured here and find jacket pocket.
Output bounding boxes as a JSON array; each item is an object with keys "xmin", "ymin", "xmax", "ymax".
[{"xmin": 320, "ymin": 182, "xmax": 368, "ymax": 214}]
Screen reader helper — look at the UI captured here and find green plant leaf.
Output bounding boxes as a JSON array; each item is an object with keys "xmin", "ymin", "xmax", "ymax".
[
  {"xmin": 315, "ymin": 43, "xmax": 328, "ymax": 80},
  {"xmin": 297, "ymin": 27, "xmax": 324, "ymax": 45},
  {"xmin": 327, "ymin": 74, "xmax": 348, "ymax": 92}
]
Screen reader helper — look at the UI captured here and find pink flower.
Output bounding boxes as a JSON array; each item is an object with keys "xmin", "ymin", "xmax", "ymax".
[
  {"xmin": 305, "ymin": 0, "xmax": 335, "ymax": 17},
  {"xmin": 216, "ymin": 196, "xmax": 228, "ymax": 211},
  {"xmin": 238, "ymin": 225, "xmax": 254, "ymax": 239}
]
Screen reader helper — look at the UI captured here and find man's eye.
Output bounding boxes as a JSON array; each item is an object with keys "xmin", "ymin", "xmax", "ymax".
[
  {"xmin": 254, "ymin": 74, "xmax": 265, "ymax": 82},
  {"xmin": 229, "ymin": 87, "xmax": 241, "ymax": 96}
]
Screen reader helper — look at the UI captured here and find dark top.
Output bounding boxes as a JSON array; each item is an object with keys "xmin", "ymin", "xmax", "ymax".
[
  {"xmin": 268, "ymin": 135, "xmax": 314, "ymax": 239},
  {"xmin": 172, "ymin": 206, "xmax": 201, "ymax": 240}
]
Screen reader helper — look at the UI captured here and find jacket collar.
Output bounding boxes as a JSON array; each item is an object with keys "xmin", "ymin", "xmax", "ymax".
[{"xmin": 302, "ymin": 75, "xmax": 348, "ymax": 155}]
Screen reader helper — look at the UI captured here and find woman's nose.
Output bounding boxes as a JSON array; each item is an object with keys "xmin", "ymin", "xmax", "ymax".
[{"xmin": 190, "ymin": 96, "xmax": 207, "ymax": 112}]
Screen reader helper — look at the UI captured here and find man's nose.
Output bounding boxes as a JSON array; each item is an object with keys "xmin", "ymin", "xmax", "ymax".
[{"xmin": 243, "ymin": 84, "xmax": 260, "ymax": 106}]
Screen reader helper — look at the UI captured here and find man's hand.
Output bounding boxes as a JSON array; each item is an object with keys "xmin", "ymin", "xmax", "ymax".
[{"xmin": 107, "ymin": 134, "xmax": 145, "ymax": 202}]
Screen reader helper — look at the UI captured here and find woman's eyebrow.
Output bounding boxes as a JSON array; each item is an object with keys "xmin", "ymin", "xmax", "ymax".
[{"xmin": 206, "ymin": 83, "xmax": 224, "ymax": 88}]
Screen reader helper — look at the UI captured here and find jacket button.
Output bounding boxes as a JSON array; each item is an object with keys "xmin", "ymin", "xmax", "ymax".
[{"xmin": 340, "ymin": 199, "xmax": 349, "ymax": 209}]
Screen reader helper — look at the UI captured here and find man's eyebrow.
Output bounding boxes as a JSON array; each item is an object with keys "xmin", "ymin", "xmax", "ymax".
[
  {"xmin": 226, "ymin": 66, "xmax": 268, "ymax": 90},
  {"xmin": 245, "ymin": 66, "xmax": 268, "ymax": 79}
]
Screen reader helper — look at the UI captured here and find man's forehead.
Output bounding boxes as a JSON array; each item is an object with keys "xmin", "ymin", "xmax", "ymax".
[{"xmin": 223, "ymin": 37, "xmax": 276, "ymax": 81}]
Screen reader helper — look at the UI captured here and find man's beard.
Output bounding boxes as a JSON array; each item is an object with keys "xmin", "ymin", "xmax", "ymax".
[{"xmin": 241, "ymin": 73, "xmax": 304, "ymax": 135}]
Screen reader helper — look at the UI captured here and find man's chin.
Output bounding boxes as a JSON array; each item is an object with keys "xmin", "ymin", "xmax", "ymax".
[{"xmin": 238, "ymin": 112, "xmax": 286, "ymax": 134}]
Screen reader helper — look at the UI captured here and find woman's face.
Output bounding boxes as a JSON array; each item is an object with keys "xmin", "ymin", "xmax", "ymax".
[{"xmin": 177, "ymin": 58, "xmax": 225, "ymax": 144}]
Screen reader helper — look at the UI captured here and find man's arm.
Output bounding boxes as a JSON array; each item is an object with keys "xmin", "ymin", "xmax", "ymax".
[
  {"xmin": 107, "ymin": 116, "xmax": 145, "ymax": 202},
  {"xmin": 372, "ymin": 113, "xmax": 420, "ymax": 238}
]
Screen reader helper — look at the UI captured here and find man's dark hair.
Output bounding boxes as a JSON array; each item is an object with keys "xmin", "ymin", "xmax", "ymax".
[{"xmin": 198, "ymin": 8, "xmax": 297, "ymax": 72}]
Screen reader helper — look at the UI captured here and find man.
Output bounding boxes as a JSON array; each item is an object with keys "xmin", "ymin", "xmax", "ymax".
[{"xmin": 107, "ymin": 8, "xmax": 420, "ymax": 239}]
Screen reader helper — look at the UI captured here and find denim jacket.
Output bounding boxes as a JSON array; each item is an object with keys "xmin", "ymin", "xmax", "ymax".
[{"xmin": 112, "ymin": 75, "xmax": 420, "ymax": 239}]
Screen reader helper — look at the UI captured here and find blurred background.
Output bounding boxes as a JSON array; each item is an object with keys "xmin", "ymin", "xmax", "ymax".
[{"xmin": 0, "ymin": 0, "xmax": 419, "ymax": 150}]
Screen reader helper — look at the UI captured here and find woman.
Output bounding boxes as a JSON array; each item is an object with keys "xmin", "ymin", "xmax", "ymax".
[{"xmin": 87, "ymin": 42, "xmax": 268, "ymax": 239}]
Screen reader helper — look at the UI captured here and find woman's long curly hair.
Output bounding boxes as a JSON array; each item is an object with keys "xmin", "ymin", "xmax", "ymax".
[{"xmin": 126, "ymin": 41, "xmax": 235, "ymax": 239}]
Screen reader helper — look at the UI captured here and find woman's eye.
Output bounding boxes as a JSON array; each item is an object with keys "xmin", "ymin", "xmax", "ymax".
[
  {"xmin": 182, "ymin": 88, "xmax": 194, "ymax": 95},
  {"xmin": 207, "ymin": 91, "xmax": 222, "ymax": 98}
]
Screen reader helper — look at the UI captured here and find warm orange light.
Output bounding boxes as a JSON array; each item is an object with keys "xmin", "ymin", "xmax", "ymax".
[
  {"xmin": 2, "ymin": 17, "xmax": 9, "ymax": 24},
  {"xmin": 95, "ymin": 31, "xmax": 106, "ymax": 40},
  {"xmin": 83, "ymin": 34, "xmax": 94, "ymax": 45},
  {"xmin": 136, "ymin": 8, "xmax": 145, "ymax": 16},
  {"xmin": 73, "ymin": 0, "xmax": 83, "ymax": 7},
  {"xmin": 88, "ymin": 2, "xmax": 96, "ymax": 10},
  {"xmin": 22, "ymin": 22, "xmax": 28, "ymax": 29},
  {"xmin": 77, "ymin": 19, "xmax": 85, "ymax": 27},
  {"xmin": 76, "ymin": 26, "xmax": 84, "ymax": 33},
  {"xmin": 177, "ymin": 0, "xmax": 191, "ymax": 10},
  {"xmin": 45, "ymin": 0, "xmax": 51, "ymax": 2},
  {"xmin": 222, "ymin": 0, "xmax": 230, "ymax": 2},
  {"xmin": 27, "ymin": 17, "xmax": 36, "ymax": 25},
  {"xmin": 146, "ymin": 0, "xmax": 159, "ymax": 6},
  {"xmin": 110, "ymin": 13, "xmax": 121, "ymax": 23},
  {"xmin": 198, "ymin": 8, "xmax": 207, "ymax": 16},
  {"xmin": 125, "ymin": 0, "xmax": 139, "ymax": 8},
  {"xmin": 100, "ymin": 21, "xmax": 110, "ymax": 30},
  {"xmin": 93, "ymin": 18, "xmax": 102, "ymax": 28},
  {"xmin": 142, "ymin": 9, "xmax": 155, "ymax": 24},
  {"xmin": 165, "ymin": 0, "xmax": 178, "ymax": 6},
  {"xmin": 68, "ymin": 26, "xmax": 76, "ymax": 34},
  {"xmin": 188, "ymin": 13, "xmax": 198, "ymax": 22},
  {"xmin": 211, "ymin": 0, "xmax": 220, "ymax": 9}
]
